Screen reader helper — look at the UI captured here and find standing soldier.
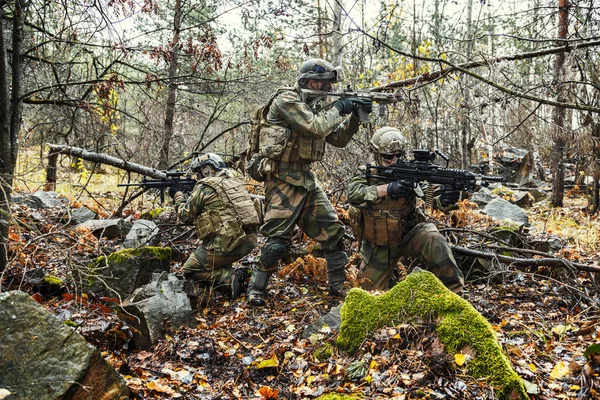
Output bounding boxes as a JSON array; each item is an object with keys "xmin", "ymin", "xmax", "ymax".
[
  {"xmin": 245, "ymin": 58, "xmax": 373, "ymax": 306},
  {"xmin": 171, "ymin": 153, "xmax": 261, "ymax": 299},
  {"xmin": 347, "ymin": 127, "xmax": 464, "ymax": 293}
]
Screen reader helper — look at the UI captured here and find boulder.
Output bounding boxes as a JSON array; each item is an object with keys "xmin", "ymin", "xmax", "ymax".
[
  {"xmin": 86, "ymin": 246, "xmax": 172, "ymax": 298},
  {"xmin": 483, "ymin": 198, "xmax": 529, "ymax": 227},
  {"xmin": 301, "ymin": 305, "xmax": 342, "ymax": 339},
  {"xmin": 70, "ymin": 206, "xmax": 97, "ymax": 225},
  {"xmin": 511, "ymin": 191, "xmax": 535, "ymax": 208},
  {"xmin": 124, "ymin": 272, "xmax": 195, "ymax": 349},
  {"xmin": 10, "ymin": 192, "xmax": 46, "ymax": 208},
  {"xmin": 77, "ymin": 218, "xmax": 131, "ymax": 240},
  {"xmin": 470, "ymin": 187, "xmax": 495, "ymax": 207},
  {"xmin": 123, "ymin": 219, "xmax": 159, "ymax": 248},
  {"xmin": 0, "ymin": 291, "xmax": 129, "ymax": 400},
  {"xmin": 32, "ymin": 191, "xmax": 67, "ymax": 208}
]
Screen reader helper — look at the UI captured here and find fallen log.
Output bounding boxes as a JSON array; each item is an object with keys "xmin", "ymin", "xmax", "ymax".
[
  {"xmin": 47, "ymin": 144, "xmax": 167, "ymax": 179},
  {"xmin": 451, "ymin": 245, "xmax": 600, "ymax": 273}
]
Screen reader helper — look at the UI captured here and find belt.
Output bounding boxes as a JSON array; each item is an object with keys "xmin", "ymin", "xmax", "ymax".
[{"xmin": 277, "ymin": 161, "xmax": 312, "ymax": 171}]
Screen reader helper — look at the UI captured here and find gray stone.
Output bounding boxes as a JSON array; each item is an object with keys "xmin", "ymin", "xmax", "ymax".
[
  {"xmin": 71, "ymin": 206, "xmax": 97, "ymax": 224},
  {"xmin": 124, "ymin": 273, "xmax": 195, "ymax": 349},
  {"xmin": 123, "ymin": 219, "xmax": 159, "ymax": 248},
  {"xmin": 301, "ymin": 305, "xmax": 342, "ymax": 339},
  {"xmin": 527, "ymin": 188, "xmax": 548, "ymax": 203},
  {"xmin": 470, "ymin": 187, "xmax": 495, "ymax": 207},
  {"xmin": 87, "ymin": 246, "xmax": 172, "ymax": 298},
  {"xmin": 483, "ymin": 198, "xmax": 529, "ymax": 227},
  {"xmin": 32, "ymin": 191, "xmax": 66, "ymax": 208},
  {"xmin": 0, "ymin": 291, "xmax": 129, "ymax": 400},
  {"xmin": 511, "ymin": 191, "xmax": 535, "ymax": 208},
  {"xmin": 10, "ymin": 192, "xmax": 46, "ymax": 209},
  {"xmin": 78, "ymin": 218, "xmax": 131, "ymax": 240}
]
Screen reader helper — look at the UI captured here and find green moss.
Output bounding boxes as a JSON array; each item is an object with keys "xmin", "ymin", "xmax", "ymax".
[
  {"xmin": 316, "ymin": 394, "xmax": 363, "ymax": 400},
  {"xmin": 86, "ymin": 246, "xmax": 172, "ymax": 286},
  {"xmin": 314, "ymin": 343, "xmax": 332, "ymax": 361},
  {"xmin": 43, "ymin": 275, "xmax": 63, "ymax": 286},
  {"xmin": 64, "ymin": 320, "xmax": 78, "ymax": 327},
  {"xmin": 336, "ymin": 270, "xmax": 528, "ymax": 400},
  {"xmin": 140, "ymin": 208, "xmax": 165, "ymax": 220}
]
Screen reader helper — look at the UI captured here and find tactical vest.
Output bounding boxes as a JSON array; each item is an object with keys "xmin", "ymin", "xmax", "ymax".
[
  {"xmin": 258, "ymin": 88, "xmax": 327, "ymax": 167},
  {"xmin": 354, "ymin": 169, "xmax": 424, "ymax": 246},
  {"xmin": 193, "ymin": 174, "xmax": 261, "ymax": 252}
]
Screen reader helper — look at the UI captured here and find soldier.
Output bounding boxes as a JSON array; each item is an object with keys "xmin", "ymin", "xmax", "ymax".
[
  {"xmin": 347, "ymin": 127, "xmax": 464, "ymax": 293},
  {"xmin": 170, "ymin": 153, "xmax": 261, "ymax": 299},
  {"xmin": 246, "ymin": 58, "xmax": 374, "ymax": 306}
]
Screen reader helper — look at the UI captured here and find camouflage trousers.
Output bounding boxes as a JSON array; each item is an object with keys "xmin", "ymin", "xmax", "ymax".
[
  {"xmin": 259, "ymin": 178, "xmax": 345, "ymax": 250},
  {"xmin": 358, "ymin": 223, "xmax": 464, "ymax": 293},
  {"xmin": 183, "ymin": 233, "xmax": 257, "ymax": 290}
]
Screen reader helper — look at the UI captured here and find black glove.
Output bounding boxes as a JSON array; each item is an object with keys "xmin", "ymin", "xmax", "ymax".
[
  {"xmin": 168, "ymin": 185, "xmax": 182, "ymax": 199},
  {"xmin": 387, "ymin": 180, "xmax": 413, "ymax": 200},
  {"xmin": 352, "ymin": 98, "xmax": 374, "ymax": 116},
  {"xmin": 333, "ymin": 98, "xmax": 356, "ymax": 116},
  {"xmin": 439, "ymin": 186, "xmax": 461, "ymax": 207}
]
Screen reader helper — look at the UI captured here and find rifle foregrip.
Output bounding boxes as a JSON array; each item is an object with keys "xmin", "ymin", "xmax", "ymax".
[{"xmin": 357, "ymin": 107, "xmax": 370, "ymax": 125}]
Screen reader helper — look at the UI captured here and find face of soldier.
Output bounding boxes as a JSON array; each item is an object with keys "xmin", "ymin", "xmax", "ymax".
[
  {"xmin": 200, "ymin": 165, "xmax": 216, "ymax": 178},
  {"xmin": 380, "ymin": 153, "xmax": 401, "ymax": 166},
  {"xmin": 307, "ymin": 79, "xmax": 333, "ymax": 92}
]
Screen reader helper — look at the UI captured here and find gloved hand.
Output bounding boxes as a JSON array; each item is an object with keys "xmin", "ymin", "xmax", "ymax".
[
  {"xmin": 352, "ymin": 98, "xmax": 373, "ymax": 116},
  {"xmin": 168, "ymin": 185, "xmax": 183, "ymax": 199},
  {"xmin": 439, "ymin": 186, "xmax": 461, "ymax": 206},
  {"xmin": 387, "ymin": 180, "xmax": 413, "ymax": 200},
  {"xmin": 333, "ymin": 98, "xmax": 356, "ymax": 116}
]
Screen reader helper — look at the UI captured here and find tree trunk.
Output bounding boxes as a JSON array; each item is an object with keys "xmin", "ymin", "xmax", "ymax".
[
  {"xmin": 550, "ymin": 0, "xmax": 569, "ymax": 207},
  {"xmin": 460, "ymin": 0, "xmax": 474, "ymax": 169},
  {"xmin": 330, "ymin": 0, "xmax": 343, "ymax": 67},
  {"xmin": 0, "ymin": 0, "xmax": 26, "ymax": 273},
  {"xmin": 159, "ymin": 0, "xmax": 182, "ymax": 170}
]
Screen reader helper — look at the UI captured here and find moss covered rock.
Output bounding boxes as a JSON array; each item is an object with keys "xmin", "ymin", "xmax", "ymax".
[
  {"xmin": 336, "ymin": 270, "xmax": 528, "ymax": 400},
  {"xmin": 87, "ymin": 246, "xmax": 172, "ymax": 298}
]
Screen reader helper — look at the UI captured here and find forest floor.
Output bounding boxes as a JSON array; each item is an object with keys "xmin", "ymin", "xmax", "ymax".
[{"xmin": 4, "ymin": 162, "xmax": 600, "ymax": 400}]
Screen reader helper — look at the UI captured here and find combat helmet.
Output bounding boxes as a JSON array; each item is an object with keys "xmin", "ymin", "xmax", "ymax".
[
  {"xmin": 189, "ymin": 153, "xmax": 226, "ymax": 177},
  {"xmin": 370, "ymin": 127, "xmax": 408, "ymax": 164},
  {"xmin": 297, "ymin": 58, "xmax": 344, "ymax": 87}
]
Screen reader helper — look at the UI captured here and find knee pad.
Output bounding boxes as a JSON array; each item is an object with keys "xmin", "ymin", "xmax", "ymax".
[{"xmin": 260, "ymin": 237, "xmax": 288, "ymax": 268}]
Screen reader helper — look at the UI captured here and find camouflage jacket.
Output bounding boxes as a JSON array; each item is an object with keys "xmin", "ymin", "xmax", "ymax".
[{"xmin": 266, "ymin": 85, "xmax": 360, "ymax": 190}]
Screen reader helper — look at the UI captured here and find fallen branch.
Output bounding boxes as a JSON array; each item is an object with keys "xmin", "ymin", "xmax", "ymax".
[{"xmin": 451, "ymin": 245, "xmax": 600, "ymax": 273}]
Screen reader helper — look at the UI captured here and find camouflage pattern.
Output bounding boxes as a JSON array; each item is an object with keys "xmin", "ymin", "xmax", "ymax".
[
  {"xmin": 248, "ymin": 85, "xmax": 361, "ymax": 301},
  {"xmin": 347, "ymin": 166, "xmax": 464, "ymax": 293},
  {"xmin": 174, "ymin": 169, "xmax": 258, "ymax": 289}
]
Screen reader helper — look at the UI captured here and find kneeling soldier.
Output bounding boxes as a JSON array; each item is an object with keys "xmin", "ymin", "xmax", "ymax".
[
  {"xmin": 171, "ymin": 153, "xmax": 261, "ymax": 298},
  {"xmin": 347, "ymin": 127, "xmax": 464, "ymax": 293}
]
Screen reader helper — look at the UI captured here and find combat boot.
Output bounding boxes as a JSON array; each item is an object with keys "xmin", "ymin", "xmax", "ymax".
[
  {"xmin": 324, "ymin": 250, "xmax": 348, "ymax": 298},
  {"xmin": 231, "ymin": 268, "xmax": 250, "ymax": 299},
  {"xmin": 247, "ymin": 269, "xmax": 272, "ymax": 307}
]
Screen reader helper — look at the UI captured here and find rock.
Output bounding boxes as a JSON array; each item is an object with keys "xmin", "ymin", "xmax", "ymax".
[
  {"xmin": 32, "ymin": 191, "xmax": 66, "ymax": 208},
  {"xmin": 10, "ymin": 192, "xmax": 46, "ymax": 208},
  {"xmin": 124, "ymin": 273, "xmax": 195, "ymax": 349},
  {"xmin": 71, "ymin": 206, "xmax": 97, "ymax": 224},
  {"xmin": 0, "ymin": 291, "xmax": 129, "ymax": 400},
  {"xmin": 470, "ymin": 187, "xmax": 495, "ymax": 207},
  {"xmin": 527, "ymin": 188, "xmax": 548, "ymax": 203},
  {"xmin": 123, "ymin": 219, "xmax": 159, "ymax": 248},
  {"xmin": 77, "ymin": 218, "xmax": 131, "ymax": 240},
  {"xmin": 86, "ymin": 246, "xmax": 172, "ymax": 298},
  {"xmin": 511, "ymin": 191, "xmax": 535, "ymax": 208},
  {"xmin": 483, "ymin": 198, "xmax": 529, "ymax": 227},
  {"xmin": 301, "ymin": 305, "xmax": 342, "ymax": 339}
]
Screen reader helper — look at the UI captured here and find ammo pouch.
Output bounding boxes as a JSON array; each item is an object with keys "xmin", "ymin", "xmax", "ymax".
[
  {"xmin": 194, "ymin": 211, "xmax": 247, "ymax": 253},
  {"xmin": 348, "ymin": 205, "xmax": 364, "ymax": 243},
  {"xmin": 362, "ymin": 210, "xmax": 406, "ymax": 246},
  {"xmin": 260, "ymin": 124, "xmax": 291, "ymax": 159},
  {"xmin": 246, "ymin": 154, "xmax": 279, "ymax": 182}
]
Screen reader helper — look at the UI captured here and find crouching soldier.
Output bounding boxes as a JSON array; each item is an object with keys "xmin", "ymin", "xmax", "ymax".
[
  {"xmin": 171, "ymin": 153, "xmax": 261, "ymax": 298},
  {"xmin": 347, "ymin": 127, "xmax": 464, "ymax": 293}
]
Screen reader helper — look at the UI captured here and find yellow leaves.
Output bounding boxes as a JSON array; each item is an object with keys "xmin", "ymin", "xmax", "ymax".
[
  {"xmin": 528, "ymin": 363, "xmax": 537, "ymax": 373},
  {"xmin": 146, "ymin": 380, "xmax": 179, "ymax": 396},
  {"xmin": 551, "ymin": 324, "xmax": 576, "ymax": 336},
  {"xmin": 455, "ymin": 353, "xmax": 468, "ymax": 366},
  {"xmin": 550, "ymin": 361, "xmax": 570, "ymax": 379},
  {"xmin": 256, "ymin": 354, "xmax": 279, "ymax": 369}
]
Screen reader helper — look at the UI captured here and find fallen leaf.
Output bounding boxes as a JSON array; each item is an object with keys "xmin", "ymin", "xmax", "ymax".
[
  {"xmin": 455, "ymin": 353, "xmax": 467, "ymax": 366},
  {"xmin": 258, "ymin": 385, "xmax": 279, "ymax": 399},
  {"xmin": 256, "ymin": 354, "xmax": 279, "ymax": 369},
  {"xmin": 550, "ymin": 361, "xmax": 570, "ymax": 379},
  {"xmin": 0, "ymin": 389, "xmax": 11, "ymax": 400}
]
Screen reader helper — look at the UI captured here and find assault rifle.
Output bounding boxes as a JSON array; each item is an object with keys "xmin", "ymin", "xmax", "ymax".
[
  {"xmin": 301, "ymin": 86, "xmax": 401, "ymax": 124},
  {"xmin": 118, "ymin": 170, "xmax": 197, "ymax": 203},
  {"xmin": 118, "ymin": 170, "xmax": 265, "ymax": 203},
  {"xmin": 365, "ymin": 149, "xmax": 504, "ymax": 193}
]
